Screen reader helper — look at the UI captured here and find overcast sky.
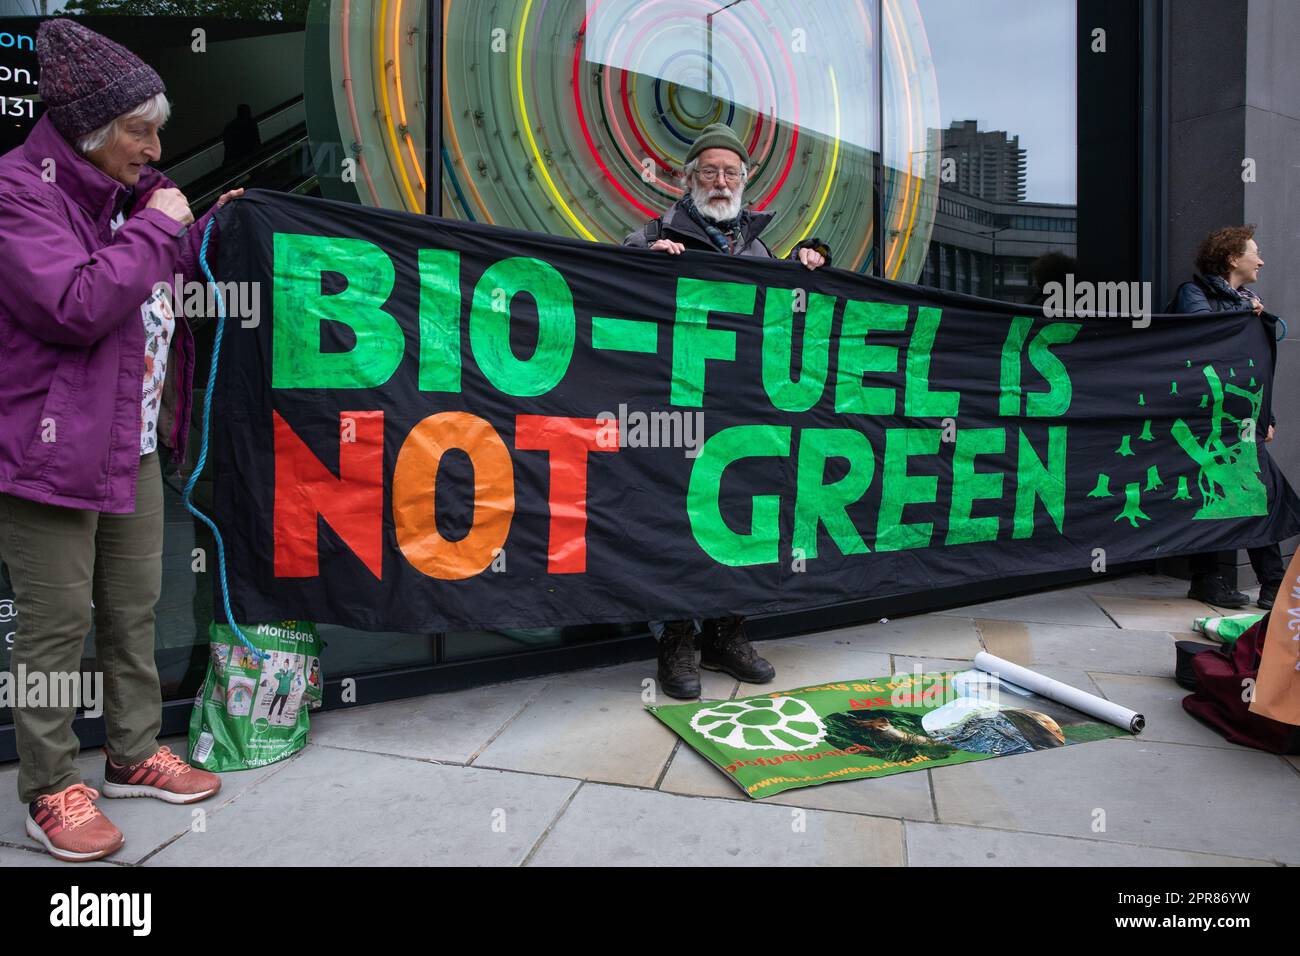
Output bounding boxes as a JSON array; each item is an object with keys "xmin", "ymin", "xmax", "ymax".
[{"xmin": 921, "ymin": 0, "xmax": 1077, "ymax": 204}]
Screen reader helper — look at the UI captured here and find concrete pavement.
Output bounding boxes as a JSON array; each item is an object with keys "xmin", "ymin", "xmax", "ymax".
[{"xmin": 1, "ymin": 572, "xmax": 1295, "ymax": 867}]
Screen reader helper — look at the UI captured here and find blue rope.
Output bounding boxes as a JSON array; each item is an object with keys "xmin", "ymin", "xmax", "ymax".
[
  {"xmin": 1277, "ymin": 316, "xmax": 1288, "ymax": 341},
  {"xmin": 187, "ymin": 217, "xmax": 266, "ymax": 663}
]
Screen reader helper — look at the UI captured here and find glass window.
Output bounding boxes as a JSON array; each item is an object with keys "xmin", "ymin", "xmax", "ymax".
[
  {"xmin": 438, "ymin": 0, "xmax": 881, "ymax": 269},
  {"xmin": 889, "ymin": 0, "xmax": 1078, "ymax": 301}
]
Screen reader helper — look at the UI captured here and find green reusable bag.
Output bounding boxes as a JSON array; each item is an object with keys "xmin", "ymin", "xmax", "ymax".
[{"xmin": 187, "ymin": 620, "xmax": 323, "ymax": 772}]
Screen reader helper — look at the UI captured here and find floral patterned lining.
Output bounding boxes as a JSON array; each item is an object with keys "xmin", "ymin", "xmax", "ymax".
[
  {"xmin": 138, "ymin": 286, "xmax": 175, "ymax": 456},
  {"xmin": 111, "ymin": 207, "xmax": 176, "ymax": 457}
]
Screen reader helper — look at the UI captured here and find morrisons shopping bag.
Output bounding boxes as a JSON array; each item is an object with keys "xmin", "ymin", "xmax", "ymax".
[{"xmin": 188, "ymin": 620, "xmax": 323, "ymax": 771}]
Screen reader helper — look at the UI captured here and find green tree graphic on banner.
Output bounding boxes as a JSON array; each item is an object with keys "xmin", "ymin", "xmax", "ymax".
[{"xmin": 1171, "ymin": 365, "xmax": 1267, "ymax": 519}]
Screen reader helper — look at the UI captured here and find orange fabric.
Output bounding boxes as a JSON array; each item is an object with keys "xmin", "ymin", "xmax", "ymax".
[
  {"xmin": 1252, "ymin": 550, "xmax": 1300, "ymax": 725},
  {"xmin": 393, "ymin": 412, "xmax": 515, "ymax": 580}
]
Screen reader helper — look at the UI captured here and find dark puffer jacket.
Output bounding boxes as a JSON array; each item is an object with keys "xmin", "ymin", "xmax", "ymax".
[
  {"xmin": 624, "ymin": 198, "xmax": 831, "ymax": 264},
  {"xmin": 1170, "ymin": 271, "xmax": 1260, "ymax": 314},
  {"xmin": 1169, "ymin": 272, "xmax": 1277, "ymax": 427}
]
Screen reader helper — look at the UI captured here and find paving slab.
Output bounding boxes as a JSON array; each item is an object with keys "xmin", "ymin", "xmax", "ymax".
[
  {"xmin": 1090, "ymin": 673, "xmax": 1240, "ymax": 750},
  {"xmin": 549, "ymin": 657, "xmax": 737, "ymax": 701},
  {"xmin": 974, "ymin": 619, "xmax": 1177, "ymax": 677},
  {"xmin": 527, "ymin": 782, "xmax": 904, "ymax": 866},
  {"xmin": 781, "ymin": 614, "xmax": 983, "ymax": 660},
  {"xmin": 937, "ymin": 590, "xmax": 1117, "ymax": 628},
  {"xmin": 1207, "ymin": 600, "xmax": 1268, "ymax": 617},
  {"xmin": 657, "ymin": 736, "xmax": 936, "ymax": 820},
  {"xmin": 147, "ymin": 746, "xmax": 578, "ymax": 866},
  {"xmin": 308, "ymin": 679, "xmax": 548, "ymax": 763},
  {"xmin": 905, "ymin": 821, "xmax": 1276, "ymax": 866},
  {"xmin": 1073, "ymin": 574, "xmax": 1190, "ymax": 598},
  {"xmin": 1088, "ymin": 594, "xmax": 1220, "ymax": 635},
  {"xmin": 471, "ymin": 683, "xmax": 679, "ymax": 787},
  {"xmin": 930, "ymin": 737, "xmax": 1300, "ymax": 864},
  {"xmin": 736, "ymin": 643, "xmax": 892, "ymax": 697},
  {"xmin": 0, "ymin": 735, "xmax": 293, "ymax": 865}
]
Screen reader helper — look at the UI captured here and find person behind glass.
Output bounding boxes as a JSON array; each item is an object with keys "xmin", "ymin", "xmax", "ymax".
[
  {"xmin": 0, "ymin": 20, "xmax": 243, "ymax": 862},
  {"xmin": 1170, "ymin": 225, "xmax": 1286, "ymax": 610},
  {"xmin": 222, "ymin": 102, "xmax": 262, "ymax": 165},
  {"xmin": 623, "ymin": 123, "xmax": 832, "ymax": 699}
]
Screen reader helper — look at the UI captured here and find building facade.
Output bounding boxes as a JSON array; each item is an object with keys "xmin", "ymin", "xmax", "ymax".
[{"xmin": 0, "ymin": 0, "xmax": 1295, "ymax": 757}]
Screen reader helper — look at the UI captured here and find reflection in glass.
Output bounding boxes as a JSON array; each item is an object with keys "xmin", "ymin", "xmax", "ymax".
[
  {"xmin": 905, "ymin": 0, "xmax": 1078, "ymax": 302},
  {"xmin": 433, "ymin": 0, "xmax": 938, "ymax": 274},
  {"xmin": 307, "ymin": 0, "xmax": 430, "ymax": 211}
]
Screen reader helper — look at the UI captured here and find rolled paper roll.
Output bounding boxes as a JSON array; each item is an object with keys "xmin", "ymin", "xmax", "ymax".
[{"xmin": 973, "ymin": 652, "xmax": 1145, "ymax": 734}]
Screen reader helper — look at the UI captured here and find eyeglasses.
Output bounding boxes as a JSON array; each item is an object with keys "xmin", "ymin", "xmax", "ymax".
[{"xmin": 696, "ymin": 167, "xmax": 744, "ymax": 183}]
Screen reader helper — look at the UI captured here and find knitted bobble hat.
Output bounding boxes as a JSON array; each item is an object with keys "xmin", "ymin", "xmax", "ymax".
[{"xmin": 36, "ymin": 18, "xmax": 165, "ymax": 141}]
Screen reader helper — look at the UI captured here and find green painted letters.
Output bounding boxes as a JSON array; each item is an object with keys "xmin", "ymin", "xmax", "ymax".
[
  {"xmin": 469, "ymin": 257, "xmax": 575, "ymax": 397},
  {"xmin": 418, "ymin": 249, "xmax": 462, "ymax": 392},
  {"xmin": 835, "ymin": 300, "xmax": 907, "ymax": 414},
  {"xmin": 272, "ymin": 233, "xmax": 402, "ymax": 389},
  {"xmin": 762, "ymin": 289, "xmax": 833, "ymax": 412},
  {"xmin": 687, "ymin": 425, "xmax": 790, "ymax": 566},
  {"xmin": 946, "ymin": 428, "xmax": 1007, "ymax": 545},
  {"xmin": 1014, "ymin": 427, "xmax": 1067, "ymax": 538},
  {"xmin": 904, "ymin": 307, "xmax": 960, "ymax": 417},
  {"xmin": 671, "ymin": 279, "xmax": 753, "ymax": 406},
  {"xmin": 793, "ymin": 429, "xmax": 876, "ymax": 559},
  {"xmin": 876, "ymin": 427, "xmax": 941, "ymax": 551}
]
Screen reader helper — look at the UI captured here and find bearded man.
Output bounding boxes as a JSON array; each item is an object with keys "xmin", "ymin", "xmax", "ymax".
[{"xmin": 623, "ymin": 123, "xmax": 831, "ymax": 699}]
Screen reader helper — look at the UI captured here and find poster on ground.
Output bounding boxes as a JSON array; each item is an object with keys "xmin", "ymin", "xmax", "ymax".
[{"xmin": 649, "ymin": 668, "xmax": 1129, "ymax": 799}]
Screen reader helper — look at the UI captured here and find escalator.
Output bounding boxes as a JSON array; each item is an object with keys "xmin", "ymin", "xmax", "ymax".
[{"xmin": 162, "ymin": 96, "xmax": 321, "ymax": 211}]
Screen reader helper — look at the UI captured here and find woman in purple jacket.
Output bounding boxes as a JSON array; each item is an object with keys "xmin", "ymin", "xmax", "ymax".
[{"xmin": 0, "ymin": 20, "xmax": 241, "ymax": 862}]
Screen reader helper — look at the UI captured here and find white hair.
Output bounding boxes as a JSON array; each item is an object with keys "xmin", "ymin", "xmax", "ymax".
[
  {"xmin": 681, "ymin": 156, "xmax": 749, "ymax": 185},
  {"xmin": 76, "ymin": 92, "xmax": 171, "ymax": 155}
]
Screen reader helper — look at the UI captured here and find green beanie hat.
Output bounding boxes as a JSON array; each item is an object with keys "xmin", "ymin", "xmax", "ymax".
[{"xmin": 685, "ymin": 123, "xmax": 750, "ymax": 166}]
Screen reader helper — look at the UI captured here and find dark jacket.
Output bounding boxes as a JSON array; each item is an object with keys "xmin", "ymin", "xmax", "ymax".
[
  {"xmin": 1169, "ymin": 272, "xmax": 1276, "ymax": 427},
  {"xmin": 1169, "ymin": 271, "xmax": 1259, "ymax": 315},
  {"xmin": 623, "ymin": 199, "xmax": 831, "ymax": 264}
]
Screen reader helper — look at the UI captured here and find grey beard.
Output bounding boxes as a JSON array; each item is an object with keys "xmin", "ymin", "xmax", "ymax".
[{"xmin": 690, "ymin": 184, "xmax": 744, "ymax": 222}]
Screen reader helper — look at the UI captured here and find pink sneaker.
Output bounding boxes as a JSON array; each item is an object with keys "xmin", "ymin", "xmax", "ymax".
[
  {"xmin": 27, "ymin": 783, "xmax": 125, "ymax": 862},
  {"xmin": 102, "ymin": 745, "xmax": 221, "ymax": 804}
]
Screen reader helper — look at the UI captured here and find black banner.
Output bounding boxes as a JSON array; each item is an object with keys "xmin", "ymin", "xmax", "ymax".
[{"xmin": 209, "ymin": 190, "xmax": 1300, "ymax": 632}]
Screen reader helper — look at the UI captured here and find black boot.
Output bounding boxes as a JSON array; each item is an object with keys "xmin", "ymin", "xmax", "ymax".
[
  {"xmin": 1188, "ymin": 573, "xmax": 1249, "ymax": 608},
  {"xmin": 700, "ymin": 616, "xmax": 775, "ymax": 683},
  {"xmin": 1257, "ymin": 580, "xmax": 1281, "ymax": 610},
  {"xmin": 656, "ymin": 621, "xmax": 701, "ymax": 700}
]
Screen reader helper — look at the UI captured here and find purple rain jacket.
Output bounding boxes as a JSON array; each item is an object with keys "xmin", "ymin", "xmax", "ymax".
[{"xmin": 0, "ymin": 113, "xmax": 215, "ymax": 514}]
